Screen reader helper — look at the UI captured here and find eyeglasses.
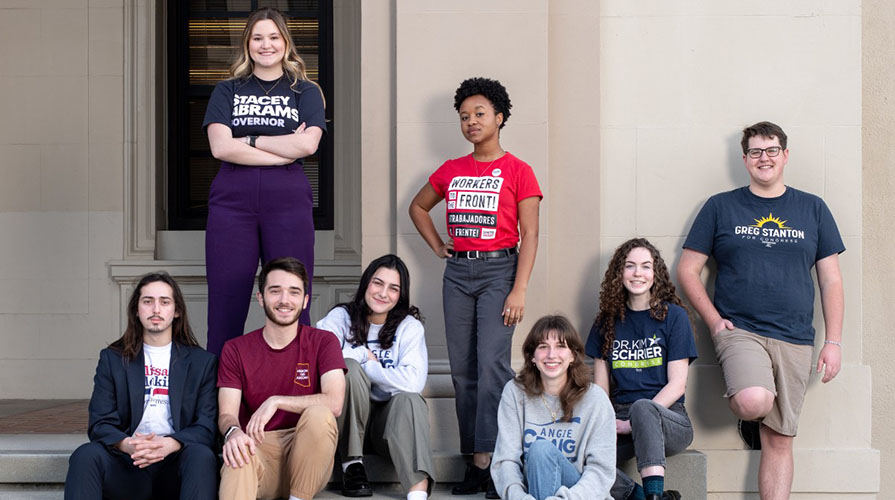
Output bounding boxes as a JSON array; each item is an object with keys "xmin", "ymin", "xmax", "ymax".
[{"xmin": 746, "ymin": 146, "xmax": 783, "ymax": 158}]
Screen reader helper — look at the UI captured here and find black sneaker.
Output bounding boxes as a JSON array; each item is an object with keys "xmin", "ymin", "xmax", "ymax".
[
  {"xmin": 341, "ymin": 462, "xmax": 373, "ymax": 497},
  {"xmin": 738, "ymin": 419, "xmax": 762, "ymax": 450},
  {"xmin": 452, "ymin": 463, "xmax": 491, "ymax": 495},
  {"xmin": 663, "ymin": 490, "xmax": 682, "ymax": 500}
]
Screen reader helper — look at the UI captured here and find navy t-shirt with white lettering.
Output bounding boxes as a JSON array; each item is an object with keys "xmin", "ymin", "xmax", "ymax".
[
  {"xmin": 586, "ymin": 303, "xmax": 697, "ymax": 404},
  {"xmin": 683, "ymin": 186, "xmax": 845, "ymax": 345},
  {"xmin": 202, "ymin": 77, "xmax": 326, "ymax": 164}
]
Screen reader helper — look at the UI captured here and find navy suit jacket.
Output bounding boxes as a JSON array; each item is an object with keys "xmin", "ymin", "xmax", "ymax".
[{"xmin": 87, "ymin": 343, "xmax": 218, "ymax": 449}]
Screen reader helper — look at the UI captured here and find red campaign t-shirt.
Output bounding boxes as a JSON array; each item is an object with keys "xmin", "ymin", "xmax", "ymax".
[
  {"xmin": 217, "ymin": 326, "xmax": 347, "ymax": 431},
  {"xmin": 428, "ymin": 152, "xmax": 542, "ymax": 252}
]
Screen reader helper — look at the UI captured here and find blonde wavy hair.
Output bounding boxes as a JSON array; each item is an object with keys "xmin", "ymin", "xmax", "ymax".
[{"xmin": 230, "ymin": 7, "xmax": 325, "ymax": 104}]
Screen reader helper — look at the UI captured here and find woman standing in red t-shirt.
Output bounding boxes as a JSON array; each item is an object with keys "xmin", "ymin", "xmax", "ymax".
[{"xmin": 409, "ymin": 77, "xmax": 542, "ymax": 497}]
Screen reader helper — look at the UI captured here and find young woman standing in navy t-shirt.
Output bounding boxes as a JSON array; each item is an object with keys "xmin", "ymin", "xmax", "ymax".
[
  {"xmin": 409, "ymin": 77, "xmax": 542, "ymax": 497},
  {"xmin": 586, "ymin": 238, "xmax": 698, "ymax": 500},
  {"xmin": 202, "ymin": 7, "xmax": 326, "ymax": 356}
]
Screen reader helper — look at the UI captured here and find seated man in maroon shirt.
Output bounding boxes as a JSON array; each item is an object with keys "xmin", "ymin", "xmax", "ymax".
[{"xmin": 217, "ymin": 257, "xmax": 347, "ymax": 500}]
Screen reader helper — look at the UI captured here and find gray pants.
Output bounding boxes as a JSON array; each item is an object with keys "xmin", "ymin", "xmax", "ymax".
[
  {"xmin": 610, "ymin": 400, "xmax": 693, "ymax": 500},
  {"xmin": 336, "ymin": 359, "xmax": 434, "ymax": 492},
  {"xmin": 442, "ymin": 254, "xmax": 517, "ymax": 453}
]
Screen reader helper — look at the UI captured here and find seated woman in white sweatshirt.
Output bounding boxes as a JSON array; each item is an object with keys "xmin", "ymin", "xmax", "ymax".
[
  {"xmin": 492, "ymin": 315, "xmax": 616, "ymax": 500},
  {"xmin": 316, "ymin": 254, "xmax": 432, "ymax": 500}
]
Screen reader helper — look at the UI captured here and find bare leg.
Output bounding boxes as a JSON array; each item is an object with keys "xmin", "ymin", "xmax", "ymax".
[
  {"xmin": 728, "ymin": 386, "xmax": 774, "ymax": 421},
  {"xmin": 640, "ymin": 465, "xmax": 664, "ymax": 477},
  {"xmin": 409, "ymin": 478, "xmax": 429, "ymax": 493},
  {"xmin": 758, "ymin": 424, "xmax": 793, "ymax": 500},
  {"xmin": 473, "ymin": 452, "xmax": 490, "ymax": 469}
]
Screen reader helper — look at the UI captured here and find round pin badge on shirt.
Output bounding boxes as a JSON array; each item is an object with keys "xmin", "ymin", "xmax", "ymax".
[{"xmin": 492, "ymin": 169, "xmax": 502, "ymax": 176}]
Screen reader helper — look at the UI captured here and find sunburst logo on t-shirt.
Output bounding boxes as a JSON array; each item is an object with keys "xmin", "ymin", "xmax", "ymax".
[{"xmin": 751, "ymin": 213, "xmax": 790, "ymax": 229}]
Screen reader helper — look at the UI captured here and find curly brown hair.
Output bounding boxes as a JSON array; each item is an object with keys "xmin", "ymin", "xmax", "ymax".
[
  {"xmin": 594, "ymin": 238, "xmax": 689, "ymax": 358},
  {"xmin": 516, "ymin": 315, "xmax": 592, "ymax": 422}
]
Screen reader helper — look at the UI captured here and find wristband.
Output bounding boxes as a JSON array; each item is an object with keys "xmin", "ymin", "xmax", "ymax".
[
  {"xmin": 224, "ymin": 425, "xmax": 240, "ymax": 441},
  {"xmin": 248, "ymin": 135, "xmax": 258, "ymax": 148},
  {"xmin": 824, "ymin": 340, "xmax": 842, "ymax": 347}
]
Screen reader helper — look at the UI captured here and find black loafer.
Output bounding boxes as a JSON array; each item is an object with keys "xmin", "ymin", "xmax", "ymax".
[
  {"xmin": 342, "ymin": 462, "xmax": 373, "ymax": 497},
  {"xmin": 452, "ymin": 463, "xmax": 491, "ymax": 495}
]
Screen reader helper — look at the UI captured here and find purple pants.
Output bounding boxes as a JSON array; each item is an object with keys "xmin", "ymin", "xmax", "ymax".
[{"xmin": 205, "ymin": 161, "xmax": 315, "ymax": 356}]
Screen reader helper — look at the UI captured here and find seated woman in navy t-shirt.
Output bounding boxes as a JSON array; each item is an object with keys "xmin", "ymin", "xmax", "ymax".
[{"xmin": 586, "ymin": 238, "xmax": 698, "ymax": 500}]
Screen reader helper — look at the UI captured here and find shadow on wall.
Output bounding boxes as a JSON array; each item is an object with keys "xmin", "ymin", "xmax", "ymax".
[{"xmin": 574, "ymin": 252, "xmax": 603, "ymax": 339}]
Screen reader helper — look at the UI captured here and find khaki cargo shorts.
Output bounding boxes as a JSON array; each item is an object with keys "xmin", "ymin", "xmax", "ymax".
[{"xmin": 713, "ymin": 327, "xmax": 813, "ymax": 436}]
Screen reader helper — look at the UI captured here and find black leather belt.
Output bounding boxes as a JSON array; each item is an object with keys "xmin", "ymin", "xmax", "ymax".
[{"xmin": 452, "ymin": 247, "xmax": 518, "ymax": 260}]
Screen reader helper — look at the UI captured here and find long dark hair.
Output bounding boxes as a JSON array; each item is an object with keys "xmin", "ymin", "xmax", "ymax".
[
  {"xmin": 594, "ymin": 238, "xmax": 689, "ymax": 358},
  {"xmin": 335, "ymin": 254, "xmax": 421, "ymax": 350},
  {"xmin": 516, "ymin": 315, "xmax": 591, "ymax": 422},
  {"xmin": 110, "ymin": 272, "xmax": 200, "ymax": 362}
]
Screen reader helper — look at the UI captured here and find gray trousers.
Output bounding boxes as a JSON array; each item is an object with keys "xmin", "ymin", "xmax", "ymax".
[
  {"xmin": 336, "ymin": 359, "xmax": 434, "ymax": 492},
  {"xmin": 610, "ymin": 399, "xmax": 693, "ymax": 500},
  {"xmin": 442, "ymin": 254, "xmax": 517, "ymax": 453}
]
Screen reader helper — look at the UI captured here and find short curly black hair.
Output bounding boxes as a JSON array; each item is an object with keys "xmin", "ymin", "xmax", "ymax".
[{"xmin": 453, "ymin": 77, "xmax": 512, "ymax": 129}]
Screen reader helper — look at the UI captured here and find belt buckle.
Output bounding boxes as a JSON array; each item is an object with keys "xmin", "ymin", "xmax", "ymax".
[{"xmin": 466, "ymin": 251, "xmax": 478, "ymax": 260}]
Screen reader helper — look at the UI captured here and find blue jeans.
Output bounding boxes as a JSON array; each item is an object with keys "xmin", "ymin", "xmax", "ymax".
[{"xmin": 525, "ymin": 439, "xmax": 581, "ymax": 500}]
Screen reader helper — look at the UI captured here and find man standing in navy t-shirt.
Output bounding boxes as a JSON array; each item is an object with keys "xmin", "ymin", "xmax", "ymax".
[{"xmin": 678, "ymin": 121, "xmax": 844, "ymax": 500}]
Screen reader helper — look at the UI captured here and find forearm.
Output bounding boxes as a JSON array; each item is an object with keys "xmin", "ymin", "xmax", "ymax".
[
  {"xmin": 343, "ymin": 345, "xmax": 368, "ymax": 364},
  {"xmin": 820, "ymin": 278, "xmax": 844, "ymax": 343},
  {"xmin": 409, "ymin": 205, "xmax": 446, "ymax": 254},
  {"xmin": 652, "ymin": 359, "xmax": 689, "ymax": 408},
  {"xmin": 212, "ymin": 137, "xmax": 294, "ymax": 165},
  {"xmin": 255, "ymin": 132, "xmax": 319, "ymax": 159},
  {"xmin": 512, "ymin": 230, "xmax": 538, "ymax": 293},
  {"xmin": 364, "ymin": 362, "xmax": 426, "ymax": 395},
  {"xmin": 593, "ymin": 361, "xmax": 611, "ymax": 396},
  {"xmin": 218, "ymin": 413, "xmax": 241, "ymax": 435},
  {"xmin": 678, "ymin": 268, "xmax": 723, "ymax": 326},
  {"xmin": 270, "ymin": 393, "xmax": 342, "ymax": 417},
  {"xmin": 651, "ymin": 383, "xmax": 685, "ymax": 408}
]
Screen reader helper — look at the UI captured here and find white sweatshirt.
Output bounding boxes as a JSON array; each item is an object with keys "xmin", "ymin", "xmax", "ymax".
[{"xmin": 316, "ymin": 306, "xmax": 428, "ymax": 401}]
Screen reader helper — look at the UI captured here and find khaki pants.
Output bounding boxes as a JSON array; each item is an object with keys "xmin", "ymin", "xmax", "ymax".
[
  {"xmin": 337, "ymin": 359, "xmax": 434, "ymax": 492},
  {"xmin": 219, "ymin": 405, "xmax": 338, "ymax": 500}
]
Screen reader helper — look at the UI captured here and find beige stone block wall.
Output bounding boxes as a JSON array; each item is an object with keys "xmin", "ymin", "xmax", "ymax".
[
  {"xmin": 0, "ymin": 1, "xmax": 125, "ymax": 398},
  {"xmin": 862, "ymin": 1, "xmax": 895, "ymax": 498},
  {"xmin": 390, "ymin": 0, "xmax": 602, "ymax": 359},
  {"xmin": 394, "ymin": 0, "xmax": 554, "ymax": 362},
  {"xmin": 599, "ymin": 0, "xmax": 874, "ymax": 495}
]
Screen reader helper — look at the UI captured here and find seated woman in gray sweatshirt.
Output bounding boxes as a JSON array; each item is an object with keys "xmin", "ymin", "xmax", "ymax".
[{"xmin": 491, "ymin": 315, "xmax": 616, "ymax": 500}]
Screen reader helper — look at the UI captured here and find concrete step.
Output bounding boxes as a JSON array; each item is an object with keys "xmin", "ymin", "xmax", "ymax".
[
  {"xmin": 0, "ymin": 434, "xmax": 469, "ymax": 484},
  {"xmin": 0, "ymin": 434, "xmax": 709, "ymax": 499},
  {"xmin": 0, "ymin": 483, "xmax": 467, "ymax": 499}
]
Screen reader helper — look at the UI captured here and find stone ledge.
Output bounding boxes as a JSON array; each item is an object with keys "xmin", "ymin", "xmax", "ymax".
[
  {"xmin": 0, "ymin": 434, "xmax": 470, "ymax": 485},
  {"xmin": 705, "ymin": 448, "xmax": 880, "ymax": 493},
  {"xmin": 0, "ymin": 434, "xmax": 710, "ymax": 497}
]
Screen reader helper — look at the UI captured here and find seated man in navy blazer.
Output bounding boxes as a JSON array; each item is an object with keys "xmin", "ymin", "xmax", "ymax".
[{"xmin": 65, "ymin": 272, "xmax": 219, "ymax": 500}]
